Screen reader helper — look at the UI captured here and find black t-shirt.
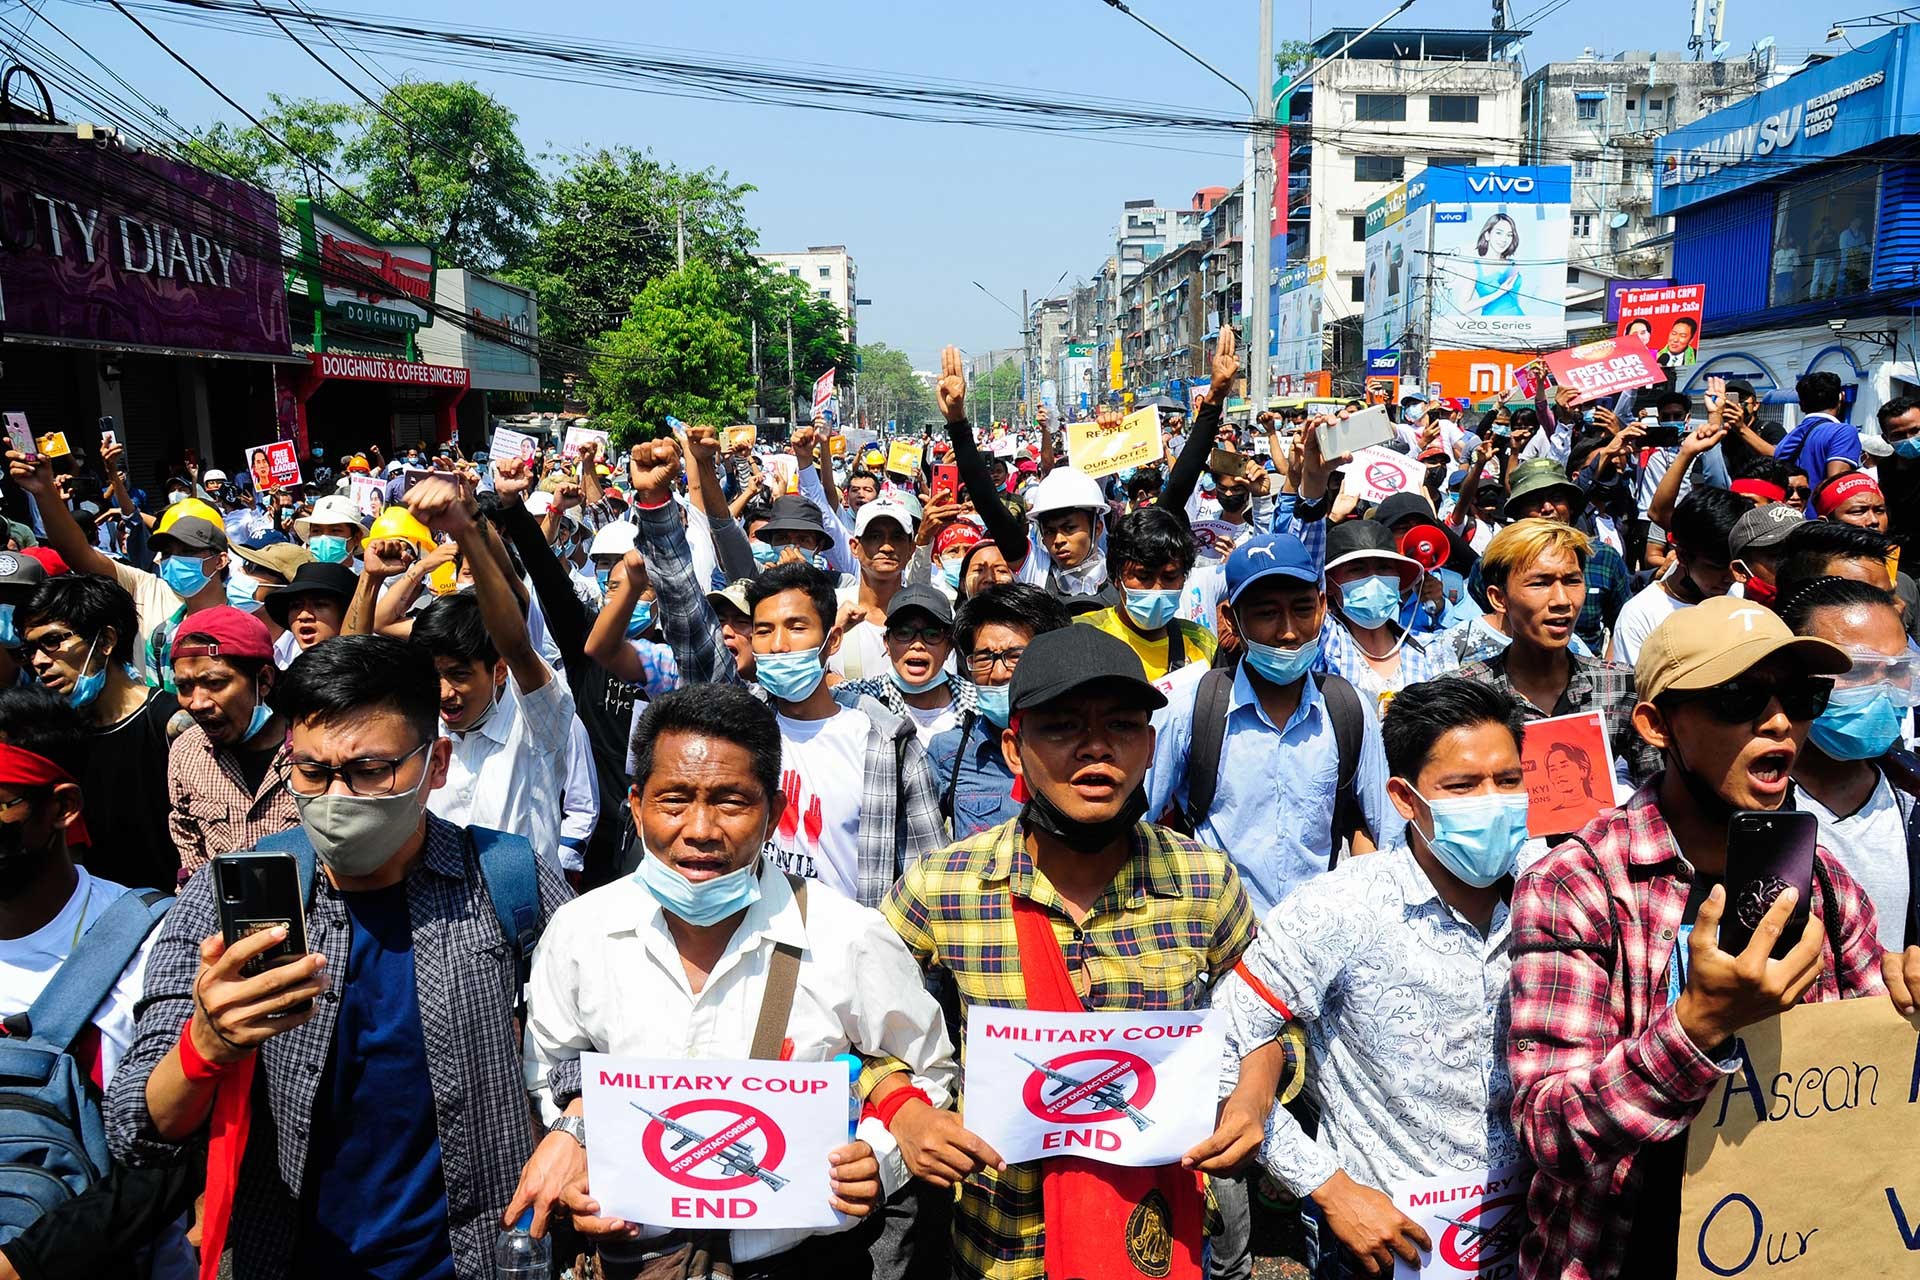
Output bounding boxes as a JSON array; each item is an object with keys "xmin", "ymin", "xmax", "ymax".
[
  {"xmin": 1621, "ymin": 872, "xmax": 1721, "ymax": 1275},
  {"xmin": 1720, "ymin": 419, "xmax": 1786, "ymax": 480},
  {"xmin": 231, "ymin": 736, "xmax": 279, "ymax": 796},
  {"xmin": 79, "ymin": 688, "xmax": 183, "ymax": 893}
]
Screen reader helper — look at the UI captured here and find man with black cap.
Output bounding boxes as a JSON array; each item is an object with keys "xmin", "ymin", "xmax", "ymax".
[
  {"xmin": 753, "ymin": 493, "xmax": 843, "ymax": 576},
  {"xmin": 1317, "ymin": 519, "xmax": 1441, "ymax": 704},
  {"xmin": 262, "ymin": 561, "xmax": 356, "ymax": 657},
  {"xmin": 878, "ymin": 625, "xmax": 1277, "ymax": 1280},
  {"xmin": 1373, "ymin": 491, "xmax": 1477, "ymax": 578},
  {"xmin": 1727, "ymin": 501, "xmax": 1802, "ymax": 607},
  {"xmin": 834, "ymin": 581, "xmax": 971, "ymax": 748}
]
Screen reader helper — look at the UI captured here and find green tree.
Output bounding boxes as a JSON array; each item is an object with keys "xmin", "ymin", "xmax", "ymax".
[
  {"xmin": 856, "ymin": 342, "xmax": 934, "ymax": 433},
  {"xmin": 585, "ymin": 261, "xmax": 752, "ymax": 447},
  {"xmin": 743, "ymin": 269, "xmax": 852, "ymax": 420},
  {"xmin": 970, "ymin": 359, "xmax": 1026, "ymax": 424}
]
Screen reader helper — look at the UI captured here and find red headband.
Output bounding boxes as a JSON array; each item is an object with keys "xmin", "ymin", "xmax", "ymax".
[
  {"xmin": 0, "ymin": 743, "xmax": 89, "ymax": 847},
  {"xmin": 1729, "ymin": 477, "xmax": 1787, "ymax": 504},
  {"xmin": 1815, "ymin": 471, "xmax": 1881, "ymax": 517}
]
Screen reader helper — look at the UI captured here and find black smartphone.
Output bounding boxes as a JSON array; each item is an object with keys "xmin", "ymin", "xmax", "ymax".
[
  {"xmin": 1719, "ymin": 810, "xmax": 1818, "ymax": 959},
  {"xmin": 1641, "ymin": 424, "xmax": 1685, "ymax": 448},
  {"xmin": 212, "ymin": 852, "xmax": 310, "ymax": 981}
]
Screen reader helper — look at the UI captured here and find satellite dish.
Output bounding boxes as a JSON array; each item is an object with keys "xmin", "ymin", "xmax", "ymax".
[
  {"xmin": 1756, "ymin": 34, "xmax": 1776, "ymax": 51},
  {"xmin": 1711, "ymin": 41, "xmax": 1730, "ymax": 58},
  {"xmin": 1609, "ymin": 213, "xmax": 1631, "ymax": 229}
]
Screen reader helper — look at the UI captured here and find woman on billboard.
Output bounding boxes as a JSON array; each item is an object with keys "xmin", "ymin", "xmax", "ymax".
[{"xmin": 1458, "ymin": 212, "xmax": 1524, "ymax": 317}]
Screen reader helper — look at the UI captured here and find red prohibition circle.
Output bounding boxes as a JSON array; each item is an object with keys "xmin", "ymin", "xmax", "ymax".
[
  {"xmin": 639, "ymin": 1098, "xmax": 788, "ymax": 1191},
  {"xmin": 1366, "ymin": 461, "xmax": 1408, "ymax": 493},
  {"xmin": 1020, "ymin": 1048, "xmax": 1157, "ymax": 1124},
  {"xmin": 1438, "ymin": 1193, "xmax": 1525, "ymax": 1268}
]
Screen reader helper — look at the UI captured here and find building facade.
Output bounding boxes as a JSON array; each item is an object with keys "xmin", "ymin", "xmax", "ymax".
[{"xmin": 757, "ymin": 245, "xmax": 859, "ymax": 346}]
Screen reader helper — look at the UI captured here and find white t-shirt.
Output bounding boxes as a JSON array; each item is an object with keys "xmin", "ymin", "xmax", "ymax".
[
  {"xmin": 901, "ymin": 698, "xmax": 959, "ymax": 749},
  {"xmin": 829, "ymin": 620, "xmax": 890, "ymax": 682},
  {"xmin": 1798, "ymin": 772, "xmax": 1911, "ymax": 953},
  {"xmin": 770, "ymin": 707, "xmax": 871, "ymax": 899},
  {"xmin": 0, "ymin": 869, "xmax": 155, "ymax": 1086},
  {"xmin": 1611, "ymin": 581, "xmax": 1692, "ymax": 666}
]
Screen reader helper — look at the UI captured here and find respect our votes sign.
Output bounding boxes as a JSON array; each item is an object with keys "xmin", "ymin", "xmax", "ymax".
[
  {"xmin": 581, "ymin": 1054, "xmax": 849, "ymax": 1230},
  {"xmin": 962, "ymin": 1007, "xmax": 1225, "ymax": 1167}
]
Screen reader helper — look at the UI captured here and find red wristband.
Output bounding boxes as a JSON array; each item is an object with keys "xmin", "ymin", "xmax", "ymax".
[
  {"xmin": 177, "ymin": 1016, "xmax": 243, "ymax": 1082},
  {"xmin": 875, "ymin": 1085, "xmax": 933, "ymax": 1130}
]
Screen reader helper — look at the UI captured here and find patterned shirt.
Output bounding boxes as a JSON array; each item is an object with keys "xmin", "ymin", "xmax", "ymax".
[
  {"xmin": 1506, "ymin": 787, "xmax": 1885, "ymax": 1280},
  {"xmin": 164, "ymin": 722, "xmax": 299, "ymax": 879},
  {"xmin": 883, "ymin": 818, "xmax": 1256, "ymax": 1280},
  {"xmin": 1458, "ymin": 647, "xmax": 1663, "ymax": 792},
  {"xmin": 1315, "ymin": 620, "xmax": 1442, "ymax": 714},
  {"xmin": 105, "ymin": 815, "xmax": 574, "ymax": 1280},
  {"xmin": 1220, "ymin": 846, "xmax": 1519, "ymax": 1199}
]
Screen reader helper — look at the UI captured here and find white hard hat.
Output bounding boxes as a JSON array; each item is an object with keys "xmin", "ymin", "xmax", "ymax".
[
  {"xmin": 588, "ymin": 521, "xmax": 638, "ymax": 558},
  {"xmin": 1024, "ymin": 466, "xmax": 1106, "ymax": 519}
]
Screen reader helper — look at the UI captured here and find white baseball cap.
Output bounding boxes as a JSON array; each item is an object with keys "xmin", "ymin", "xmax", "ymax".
[
  {"xmin": 588, "ymin": 521, "xmax": 638, "ymax": 558},
  {"xmin": 854, "ymin": 499, "xmax": 917, "ymax": 537}
]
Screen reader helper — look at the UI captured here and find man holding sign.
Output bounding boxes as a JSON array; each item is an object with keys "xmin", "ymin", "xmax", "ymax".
[{"xmin": 513, "ymin": 684, "xmax": 955, "ymax": 1273}]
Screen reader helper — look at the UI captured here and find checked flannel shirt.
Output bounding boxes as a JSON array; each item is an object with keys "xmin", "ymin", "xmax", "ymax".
[
  {"xmin": 883, "ymin": 818, "xmax": 1256, "ymax": 1280},
  {"xmin": 1506, "ymin": 786, "xmax": 1885, "ymax": 1280}
]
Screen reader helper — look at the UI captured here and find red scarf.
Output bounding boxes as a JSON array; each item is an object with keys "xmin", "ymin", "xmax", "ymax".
[
  {"xmin": 176, "ymin": 1019, "xmax": 255, "ymax": 1280},
  {"xmin": 0, "ymin": 744, "xmax": 90, "ymax": 847},
  {"xmin": 1010, "ymin": 893, "xmax": 1204, "ymax": 1280}
]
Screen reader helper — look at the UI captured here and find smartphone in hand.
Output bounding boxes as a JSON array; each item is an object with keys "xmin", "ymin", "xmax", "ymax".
[
  {"xmin": 1719, "ymin": 810, "xmax": 1818, "ymax": 960},
  {"xmin": 213, "ymin": 852, "xmax": 311, "ymax": 998}
]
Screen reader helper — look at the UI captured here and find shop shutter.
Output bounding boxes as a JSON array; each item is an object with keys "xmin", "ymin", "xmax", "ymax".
[{"xmin": 1874, "ymin": 164, "xmax": 1920, "ymax": 293}]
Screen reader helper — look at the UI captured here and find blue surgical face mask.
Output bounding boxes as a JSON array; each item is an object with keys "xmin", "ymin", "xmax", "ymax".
[
  {"xmin": 0, "ymin": 604, "xmax": 18, "ymax": 649},
  {"xmin": 1124, "ymin": 587, "xmax": 1182, "ymax": 631},
  {"xmin": 1241, "ymin": 634, "xmax": 1320, "ymax": 686},
  {"xmin": 595, "ymin": 568, "xmax": 612, "ymax": 593},
  {"xmin": 755, "ymin": 646, "xmax": 827, "ymax": 702},
  {"xmin": 226, "ymin": 568, "xmax": 264, "ymax": 614},
  {"xmin": 1808, "ymin": 686, "xmax": 1907, "ymax": 761},
  {"xmin": 159, "ymin": 554, "xmax": 213, "ymax": 597},
  {"xmin": 1894, "ymin": 437, "xmax": 1920, "ymax": 460},
  {"xmin": 751, "ymin": 542, "xmax": 780, "ymax": 570},
  {"xmin": 626, "ymin": 599, "xmax": 655, "ymax": 639},
  {"xmin": 243, "ymin": 692, "xmax": 273, "ymax": 743},
  {"xmin": 940, "ymin": 559, "xmax": 965, "ymax": 591},
  {"xmin": 66, "ymin": 635, "xmax": 104, "ymax": 710},
  {"xmin": 308, "ymin": 535, "xmax": 351, "ymax": 565},
  {"xmin": 635, "ymin": 849, "xmax": 763, "ymax": 927},
  {"xmin": 1339, "ymin": 574, "xmax": 1404, "ymax": 630},
  {"xmin": 167, "ymin": 490, "xmax": 188, "ymax": 506},
  {"xmin": 975, "ymin": 682, "xmax": 1012, "ymax": 728},
  {"xmin": 1419, "ymin": 792, "xmax": 1531, "ymax": 887},
  {"xmin": 891, "ymin": 663, "xmax": 950, "ymax": 695}
]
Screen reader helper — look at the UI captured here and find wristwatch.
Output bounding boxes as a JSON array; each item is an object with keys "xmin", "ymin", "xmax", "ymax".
[{"xmin": 549, "ymin": 1114, "xmax": 587, "ymax": 1147}]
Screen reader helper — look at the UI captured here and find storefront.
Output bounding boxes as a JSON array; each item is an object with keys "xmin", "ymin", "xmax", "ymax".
[{"xmin": 0, "ymin": 127, "xmax": 298, "ymax": 490}]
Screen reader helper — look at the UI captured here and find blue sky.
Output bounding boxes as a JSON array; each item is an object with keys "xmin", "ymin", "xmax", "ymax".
[{"xmin": 8, "ymin": 0, "xmax": 1843, "ymax": 368}]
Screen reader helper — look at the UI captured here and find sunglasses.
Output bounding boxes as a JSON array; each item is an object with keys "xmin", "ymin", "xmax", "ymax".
[{"xmin": 1664, "ymin": 675, "xmax": 1832, "ymax": 724}]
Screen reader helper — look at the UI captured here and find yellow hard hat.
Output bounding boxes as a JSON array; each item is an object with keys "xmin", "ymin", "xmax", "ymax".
[
  {"xmin": 366, "ymin": 505, "xmax": 433, "ymax": 551},
  {"xmin": 155, "ymin": 497, "xmax": 223, "ymax": 537}
]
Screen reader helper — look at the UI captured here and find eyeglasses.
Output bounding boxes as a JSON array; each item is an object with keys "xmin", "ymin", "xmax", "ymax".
[
  {"xmin": 17, "ymin": 629, "xmax": 86, "ymax": 659},
  {"xmin": 886, "ymin": 623, "xmax": 948, "ymax": 646},
  {"xmin": 967, "ymin": 646, "xmax": 1027, "ymax": 677},
  {"xmin": 289, "ymin": 742, "xmax": 430, "ymax": 797},
  {"xmin": 1833, "ymin": 647, "xmax": 1920, "ymax": 702},
  {"xmin": 1665, "ymin": 676, "xmax": 1833, "ymax": 724}
]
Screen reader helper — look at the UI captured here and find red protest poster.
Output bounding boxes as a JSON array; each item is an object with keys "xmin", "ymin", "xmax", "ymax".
[
  {"xmin": 1521, "ymin": 711, "xmax": 1616, "ymax": 837},
  {"xmin": 245, "ymin": 441, "xmax": 303, "ymax": 490},
  {"xmin": 1616, "ymin": 285, "xmax": 1706, "ymax": 379},
  {"xmin": 1543, "ymin": 335, "xmax": 1666, "ymax": 405}
]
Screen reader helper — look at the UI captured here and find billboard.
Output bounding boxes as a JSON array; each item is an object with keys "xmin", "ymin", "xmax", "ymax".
[
  {"xmin": 1273, "ymin": 258, "xmax": 1326, "ymax": 378},
  {"xmin": 1362, "ymin": 183, "xmax": 1412, "ymax": 354},
  {"xmin": 295, "ymin": 198, "xmax": 437, "ymax": 328},
  {"xmin": 0, "ymin": 134, "xmax": 291, "ymax": 357},
  {"xmin": 1425, "ymin": 349, "xmax": 1537, "ymax": 403},
  {"xmin": 1420, "ymin": 166, "xmax": 1572, "ymax": 351}
]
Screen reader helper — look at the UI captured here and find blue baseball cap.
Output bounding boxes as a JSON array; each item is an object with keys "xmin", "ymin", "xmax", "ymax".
[{"xmin": 1224, "ymin": 534, "xmax": 1320, "ymax": 604}]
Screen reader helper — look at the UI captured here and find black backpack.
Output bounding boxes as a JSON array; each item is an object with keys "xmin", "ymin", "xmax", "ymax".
[{"xmin": 1183, "ymin": 666, "xmax": 1370, "ymax": 865}]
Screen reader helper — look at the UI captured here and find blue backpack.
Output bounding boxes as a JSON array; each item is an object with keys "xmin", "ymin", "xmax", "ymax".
[{"xmin": 0, "ymin": 887, "xmax": 171, "ymax": 1242}]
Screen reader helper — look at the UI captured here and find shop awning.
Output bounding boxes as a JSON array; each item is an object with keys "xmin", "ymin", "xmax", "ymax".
[
  {"xmin": 0, "ymin": 332, "xmax": 309, "ymax": 365},
  {"xmin": 1575, "ymin": 91, "xmax": 1608, "ymax": 101}
]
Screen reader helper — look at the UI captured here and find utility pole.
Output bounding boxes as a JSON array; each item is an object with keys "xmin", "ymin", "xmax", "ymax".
[
  {"xmin": 751, "ymin": 317, "xmax": 762, "ymax": 415},
  {"xmin": 1022, "ymin": 288, "xmax": 1032, "ymax": 423},
  {"xmin": 1246, "ymin": 0, "xmax": 1276, "ymax": 416},
  {"xmin": 785, "ymin": 311, "xmax": 796, "ymax": 424},
  {"xmin": 675, "ymin": 203, "xmax": 686, "ymax": 270}
]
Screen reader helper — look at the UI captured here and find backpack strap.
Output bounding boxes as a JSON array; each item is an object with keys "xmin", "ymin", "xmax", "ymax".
[
  {"xmin": 470, "ymin": 827, "xmax": 541, "ymax": 988},
  {"xmin": 13, "ymin": 888, "xmax": 172, "ymax": 1049},
  {"xmin": 942, "ymin": 712, "xmax": 976, "ymax": 821},
  {"xmin": 1183, "ymin": 666, "xmax": 1236, "ymax": 824},
  {"xmin": 1164, "ymin": 621, "xmax": 1187, "ymax": 674},
  {"xmin": 750, "ymin": 875, "xmax": 808, "ymax": 1061},
  {"xmin": 1312, "ymin": 672, "xmax": 1370, "ymax": 870}
]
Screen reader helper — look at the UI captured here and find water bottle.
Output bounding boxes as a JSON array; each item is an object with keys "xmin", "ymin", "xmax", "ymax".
[
  {"xmin": 834, "ymin": 1052, "xmax": 862, "ymax": 1139},
  {"xmin": 495, "ymin": 1207, "xmax": 550, "ymax": 1279}
]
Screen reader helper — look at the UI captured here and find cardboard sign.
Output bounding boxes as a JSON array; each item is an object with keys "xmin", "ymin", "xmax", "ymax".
[
  {"xmin": 582, "ymin": 1054, "xmax": 846, "ymax": 1231},
  {"xmin": 1391, "ymin": 1163, "xmax": 1530, "ymax": 1278},
  {"xmin": 725, "ymin": 424, "xmax": 758, "ymax": 452},
  {"xmin": 1189, "ymin": 519, "xmax": 1244, "ymax": 565},
  {"xmin": 885, "ymin": 440, "xmax": 923, "ymax": 477},
  {"xmin": 348, "ymin": 474, "xmax": 385, "ymax": 522},
  {"xmin": 562, "ymin": 425, "xmax": 610, "ymax": 461},
  {"xmin": 812, "ymin": 368, "xmax": 837, "ymax": 422},
  {"xmin": 1519, "ymin": 711, "xmax": 1614, "ymax": 837},
  {"xmin": 962, "ymin": 1007, "xmax": 1225, "ymax": 1167},
  {"xmin": 3, "ymin": 413, "xmax": 33, "ymax": 457},
  {"xmin": 1616, "ymin": 284, "xmax": 1706, "ymax": 373},
  {"xmin": 33, "ymin": 432, "xmax": 69, "ymax": 459},
  {"xmin": 827, "ymin": 433, "xmax": 846, "ymax": 458},
  {"xmin": 1067, "ymin": 408, "xmax": 1163, "ymax": 479},
  {"xmin": 763, "ymin": 454, "xmax": 799, "ymax": 496},
  {"xmin": 489, "ymin": 426, "xmax": 539, "ymax": 464},
  {"xmin": 245, "ymin": 441, "xmax": 302, "ymax": 490},
  {"xmin": 1680, "ymin": 1000, "xmax": 1920, "ymax": 1279},
  {"xmin": 1543, "ymin": 336, "xmax": 1666, "ymax": 405},
  {"xmin": 1342, "ymin": 446, "xmax": 1428, "ymax": 505}
]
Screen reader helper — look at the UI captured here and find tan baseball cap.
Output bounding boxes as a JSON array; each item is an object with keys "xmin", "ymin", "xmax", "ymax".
[{"xmin": 1636, "ymin": 596, "xmax": 1850, "ymax": 702}]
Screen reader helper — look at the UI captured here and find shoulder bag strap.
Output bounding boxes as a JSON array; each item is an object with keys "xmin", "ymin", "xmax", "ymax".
[
  {"xmin": 1184, "ymin": 666, "xmax": 1236, "ymax": 823},
  {"xmin": 16, "ymin": 889, "xmax": 172, "ymax": 1048},
  {"xmin": 1313, "ymin": 672, "xmax": 1369, "ymax": 869},
  {"xmin": 943, "ymin": 712, "xmax": 976, "ymax": 820},
  {"xmin": 749, "ymin": 875, "xmax": 809, "ymax": 1060}
]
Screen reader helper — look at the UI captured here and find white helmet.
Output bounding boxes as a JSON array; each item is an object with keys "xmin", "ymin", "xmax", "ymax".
[
  {"xmin": 588, "ymin": 521, "xmax": 639, "ymax": 558},
  {"xmin": 1025, "ymin": 467, "xmax": 1105, "ymax": 520}
]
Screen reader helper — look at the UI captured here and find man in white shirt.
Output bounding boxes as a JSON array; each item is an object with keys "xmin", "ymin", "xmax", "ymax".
[
  {"xmin": 510, "ymin": 683, "xmax": 955, "ymax": 1272},
  {"xmin": 1609, "ymin": 486, "xmax": 1745, "ymax": 666},
  {"xmin": 405, "ymin": 476, "xmax": 576, "ymax": 867}
]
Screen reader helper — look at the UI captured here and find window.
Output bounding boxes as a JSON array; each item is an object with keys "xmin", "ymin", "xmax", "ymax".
[
  {"xmin": 1626, "ymin": 98, "xmax": 1637, "ymax": 111},
  {"xmin": 1354, "ymin": 154, "xmax": 1404, "ymax": 182},
  {"xmin": 1770, "ymin": 163, "xmax": 1881, "ymax": 306},
  {"xmin": 1429, "ymin": 155, "xmax": 1474, "ymax": 170},
  {"xmin": 1576, "ymin": 98, "xmax": 1600, "ymax": 121},
  {"xmin": 1567, "ymin": 267, "xmax": 1583, "ymax": 285},
  {"xmin": 1574, "ymin": 157, "xmax": 1598, "ymax": 179},
  {"xmin": 1355, "ymin": 93, "xmax": 1406, "ymax": 121},
  {"xmin": 787, "ymin": 267, "xmax": 801, "ymax": 277},
  {"xmin": 1350, "ymin": 274, "xmax": 1366, "ymax": 302},
  {"xmin": 817, "ymin": 289, "xmax": 832, "ymax": 300},
  {"xmin": 1352, "ymin": 215, "xmax": 1368, "ymax": 242},
  {"xmin": 1428, "ymin": 95, "xmax": 1479, "ymax": 123},
  {"xmin": 1649, "ymin": 98, "xmax": 1664, "ymax": 112},
  {"xmin": 817, "ymin": 266, "xmax": 831, "ymax": 279},
  {"xmin": 1571, "ymin": 213, "xmax": 1595, "ymax": 238}
]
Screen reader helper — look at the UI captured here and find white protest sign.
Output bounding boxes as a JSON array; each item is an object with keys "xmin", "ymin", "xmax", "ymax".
[
  {"xmin": 1390, "ymin": 1162, "xmax": 1530, "ymax": 1278},
  {"xmin": 1189, "ymin": 518, "xmax": 1243, "ymax": 565},
  {"xmin": 963, "ymin": 1007, "xmax": 1225, "ymax": 1167},
  {"xmin": 581, "ymin": 1053, "xmax": 847, "ymax": 1231},
  {"xmin": 489, "ymin": 426, "xmax": 538, "ymax": 463},
  {"xmin": 562, "ymin": 424, "xmax": 611, "ymax": 461},
  {"xmin": 348, "ymin": 475, "xmax": 385, "ymax": 522},
  {"xmin": 1342, "ymin": 445, "xmax": 1428, "ymax": 505}
]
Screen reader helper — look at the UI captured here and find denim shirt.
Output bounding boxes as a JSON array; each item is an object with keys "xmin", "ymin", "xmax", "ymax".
[{"xmin": 927, "ymin": 711, "xmax": 1017, "ymax": 840}]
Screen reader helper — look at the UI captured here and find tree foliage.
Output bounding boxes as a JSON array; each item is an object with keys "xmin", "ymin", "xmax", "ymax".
[
  {"xmin": 585, "ymin": 261, "xmax": 752, "ymax": 447},
  {"xmin": 857, "ymin": 343, "xmax": 934, "ymax": 432}
]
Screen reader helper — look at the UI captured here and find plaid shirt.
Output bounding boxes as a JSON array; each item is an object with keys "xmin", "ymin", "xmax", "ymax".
[
  {"xmin": 165, "ymin": 722, "xmax": 299, "ymax": 879},
  {"xmin": 1315, "ymin": 620, "xmax": 1442, "ymax": 713},
  {"xmin": 1507, "ymin": 786, "xmax": 1885, "ymax": 1280},
  {"xmin": 883, "ymin": 818, "xmax": 1256, "ymax": 1280},
  {"xmin": 105, "ymin": 816, "xmax": 574, "ymax": 1280},
  {"xmin": 1458, "ymin": 648, "xmax": 1663, "ymax": 792}
]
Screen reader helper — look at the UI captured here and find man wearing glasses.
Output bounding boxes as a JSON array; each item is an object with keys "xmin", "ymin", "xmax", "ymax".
[
  {"xmin": 1507, "ymin": 597, "xmax": 1920, "ymax": 1280},
  {"xmin": 108, "ymin": 633, "xmax": 572, "ymax": 1280},
  {"xmin": 927, "ymin": 585, "xmax": 1070, "ymax": 839}
]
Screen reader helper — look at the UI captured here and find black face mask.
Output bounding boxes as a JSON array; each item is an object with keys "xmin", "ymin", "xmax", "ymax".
[
  {"xmin": 0, "ymin": 819, "xmax": 55, "ymax": 899},
  {"xmin": 1020, "ymin": 779, "xmax": 1150, "ymax": 855},
  {"xmin": 1218, "ymin": 491, "xmax": 1251, "ymax": 514}
]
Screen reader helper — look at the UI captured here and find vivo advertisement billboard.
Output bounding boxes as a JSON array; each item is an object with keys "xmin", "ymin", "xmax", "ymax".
[{"xmin": 1418, "ymin": 165, "xmax": 1572, "ymax": 351}]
